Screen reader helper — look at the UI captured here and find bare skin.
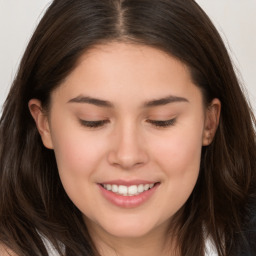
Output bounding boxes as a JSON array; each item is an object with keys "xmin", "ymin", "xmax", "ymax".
[
  {"xmin": 29, "ymin": 42, "xmax": 220, "ymax": 256},
  {"xmin": 0, "ymin": 244, "xmax": 17, "ymax": 256}
]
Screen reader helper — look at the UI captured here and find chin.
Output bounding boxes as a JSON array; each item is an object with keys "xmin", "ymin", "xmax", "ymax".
[
  {"xmin": 96, "ymin": 214, "xmax": 162, "ymax": 239},
  {"xmin": 104, "ymin": 225, "xmax": 153, "ymax": 239}
]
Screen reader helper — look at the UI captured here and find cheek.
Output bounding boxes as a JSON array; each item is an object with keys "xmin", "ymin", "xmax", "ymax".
[
  {"xmin": 50, "ymin": 125, "xmax": 109, "ymax": 192},
  {"xmin": 150, "ymin": 124, "xmax": 203, "ymax": 211},
  {"xmin": 51, "ymin": 131, "xmax": 106, "ymax": 215},
  {"xmin": 172, "ymin": 134, "xmax": 202, "ymax": 172},
  {"xmin": 153, "ymin": 126, "xmax": 203, "ymax": 174},
  {"xmin": 55, "ymin": 143, "xmax": 102, "ymax": 181}
]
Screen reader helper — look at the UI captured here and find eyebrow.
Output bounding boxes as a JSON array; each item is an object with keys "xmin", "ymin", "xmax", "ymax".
[
  {"xmin": 68, "ymin": 95, "xmax": 189, "ymax": 108},
  {"xmin": 143, "ymin": 95, "xmax": 189, "ymax": 107},
  {"xmin": 68, "ymin": 95, "xmax": 113, "ymax": 107}
]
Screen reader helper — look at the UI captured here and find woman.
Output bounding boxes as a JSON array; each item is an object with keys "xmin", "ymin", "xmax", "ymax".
[{"xmin": 0, "ymin": 0, "xmax": 255, "ymax": 255}]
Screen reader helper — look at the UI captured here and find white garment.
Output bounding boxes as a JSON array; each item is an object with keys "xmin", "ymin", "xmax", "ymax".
[
  {"xmin": 41, "ymin": 234, "xmax": 64, "ymax": 256},
  {"xmin": 205, "ymin": 236, "xmax": 218, "ymax": 256}
]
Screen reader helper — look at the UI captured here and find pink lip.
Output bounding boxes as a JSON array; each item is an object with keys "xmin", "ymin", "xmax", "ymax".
[{"xmin": 98, "ymin": 182, "xmax": 160, "ymax": 208}]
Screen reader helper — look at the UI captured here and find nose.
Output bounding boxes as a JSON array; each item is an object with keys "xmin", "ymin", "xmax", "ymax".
[{"xmin": 107, "ymin": 123, "xmax": 149, "ymax": 170}]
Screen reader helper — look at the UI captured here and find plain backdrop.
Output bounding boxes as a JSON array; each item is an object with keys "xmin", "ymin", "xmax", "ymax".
[{"xmin": 0, "ymin": 0, "xmax": 255, "ymax": 113}]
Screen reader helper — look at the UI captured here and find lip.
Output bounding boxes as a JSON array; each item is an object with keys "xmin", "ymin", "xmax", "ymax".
[{"xmin": 98, "ymin": 181, "xmax": 160, "ymax": 208}]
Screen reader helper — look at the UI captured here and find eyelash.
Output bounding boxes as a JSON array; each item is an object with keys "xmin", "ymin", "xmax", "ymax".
[
  {"xmin": 79, "ymin": 120, "xmax": 110, "ymax": 128},
  {"xmin": 80, "ymin": 118, "xmax": 176, "ymax": 129},
  {"xmin": 146, "ymin": 118, "xmax": 176, "ymax": 128}
]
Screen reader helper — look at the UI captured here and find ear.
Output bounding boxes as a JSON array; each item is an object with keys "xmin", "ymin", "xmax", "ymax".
[
  {"xmin": 28, "ymin": 99, "xmax": 53, "ymax": 149},
  {"xmin": 202, "ymin": 98, "xmax": 221, "ymax": 146}
]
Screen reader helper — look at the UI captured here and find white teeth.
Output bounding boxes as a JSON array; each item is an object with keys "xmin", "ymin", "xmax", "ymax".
[
  {"xmin": 112, "ymin": 184, "xmax": 118, "ymax": 193},
  {"xmin": 128, "ymin": 185, "xmax": 138, "ymax": 196},
  {"xmin": 144, "ymin": 184, "xmax": 150, "ymax": 191},
  {"xmin": 138, "ymin": 184, "xmax": 144, "ymax": 193},
  {"xmin": 102, "ymin": 183, "xmax": 155, "ymax": 196},
  {"xmin": 118, "ymin": 185, "xmax": 128, "ymax": 195}
]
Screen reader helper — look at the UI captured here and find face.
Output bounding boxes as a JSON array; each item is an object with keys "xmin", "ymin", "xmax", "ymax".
[{"xmin": 30, "ymin": 42, "xmax": 220, "ymax": 242}]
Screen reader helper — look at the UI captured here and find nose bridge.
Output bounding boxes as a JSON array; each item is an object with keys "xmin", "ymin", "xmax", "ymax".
[{"xmin": 107, "ymin": 119, "xmax": 148, "ymax": 169}]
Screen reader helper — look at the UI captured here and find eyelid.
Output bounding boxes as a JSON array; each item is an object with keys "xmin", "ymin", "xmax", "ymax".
[
  {"xmin": 79, "ymin": 118, "xmax": 176, "ymax": 129},
  {"xmin": 79, "ymin": 119, "xmax": 110, "ymax": 128},
  {"xmin": 146, "ymin": 118, "xmax": 176, "ymax": 128}
]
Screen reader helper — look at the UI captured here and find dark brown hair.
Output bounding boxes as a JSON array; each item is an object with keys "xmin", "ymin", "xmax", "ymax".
[{"xmin": 0, "ymin": 0, "xmax": 255, "ymax": 255}]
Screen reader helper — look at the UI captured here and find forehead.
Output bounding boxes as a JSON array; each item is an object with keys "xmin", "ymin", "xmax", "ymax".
[
  {"xmin": 74, "ymin": 42, "xmax": 191, "ymax": 82},
  {"xmin": 52, "ymin": 42, "xmax": 202, "ymax": 106}
]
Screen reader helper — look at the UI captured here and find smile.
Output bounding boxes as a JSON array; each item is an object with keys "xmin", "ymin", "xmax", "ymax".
[
  {"xmin": 101, "ymin": 183, "xmax": 156, "ymax": 196},
  {"xmin": 98, "ymin": 182, "xmax": 160, "ymax": 208}
]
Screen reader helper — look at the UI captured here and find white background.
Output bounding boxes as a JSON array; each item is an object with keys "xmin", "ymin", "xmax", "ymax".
[{"xmin": 0, "ymin": 0, "xmax": 255, "ymax": 113}]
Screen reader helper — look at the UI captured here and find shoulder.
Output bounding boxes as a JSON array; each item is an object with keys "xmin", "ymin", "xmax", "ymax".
[
  {"xmin": 0, "ymin": 244, "xmax": 18, "ymax": 256},
  {"xmin": 0, "ymin": 235, "xmax": 63, "ymax": 256},
  {"xmin": 243, "ymin": 195, "xmax": 256, "ymax": 253},
  {"xmin": 234, "ymin": 194, "xmax": 256, "ymax": 255}
]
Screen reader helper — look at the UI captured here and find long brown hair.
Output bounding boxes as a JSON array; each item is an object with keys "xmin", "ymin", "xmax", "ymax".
[{"xmin": 0, "ymin": 0, "xmax": 255, "ymax": 255}]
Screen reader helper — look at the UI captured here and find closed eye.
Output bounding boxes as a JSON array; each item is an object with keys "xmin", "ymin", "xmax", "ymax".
[
  {"xmin": 79, "ymin": 118, "xmax": 176, "ymax": 129},
  {"xmin": 79, "ymin": 119, "xmax": 110, "ymax": 128},
  {"xmin": 146, "ymin": 118, "xmax": 176, "ymax": 128}
]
